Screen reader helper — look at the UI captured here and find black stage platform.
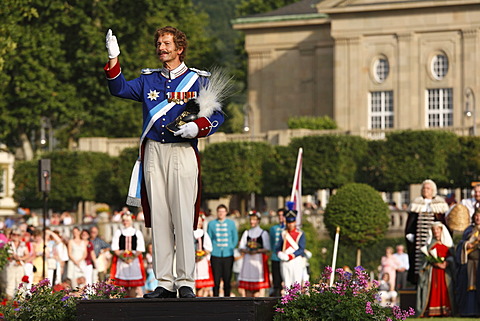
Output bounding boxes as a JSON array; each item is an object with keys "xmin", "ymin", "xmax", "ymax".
[{"xmin": 77, "ymin": 297, "xmax": 278, "ymax": 321}]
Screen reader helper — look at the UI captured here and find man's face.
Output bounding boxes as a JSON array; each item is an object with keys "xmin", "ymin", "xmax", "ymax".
[
  {"xmin": 286, "ymin": 221, "xmax": 296, "ymax": 231},
  {"xmin": 217, "ymin": 208, "xmax": 227, "ymax": 220},
  {"xmin": 156, "ymin": 33, "xmax": 183, "ymax": 67},
  {"xmin": 278, "ymin": 211, "xmax": 285, "ymax": 224},
  {"xmin": 474, "ymin": 186, "xmax": 480, "ymax": 202},
  {"xmin": 421, "ymin": 183, "xmax": 433, "ymax": 199},
  {"xmin": 90, "ymin": 227, "xmax": 98, "ymax": 239}
]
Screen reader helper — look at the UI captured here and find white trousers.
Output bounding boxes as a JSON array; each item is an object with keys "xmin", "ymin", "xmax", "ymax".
[
  {"xmin": 144, "ymin": 140, "xmax": 197, "ymax": 291},
  {"xmin": 281, "ymin": 256, "xmax": 305, "ymax": 289}
]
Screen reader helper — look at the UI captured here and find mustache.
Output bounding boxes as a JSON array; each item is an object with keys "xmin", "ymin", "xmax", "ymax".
[{"xmin": 157, "ymin": 50, "xmax": 169, "ymax": 55}]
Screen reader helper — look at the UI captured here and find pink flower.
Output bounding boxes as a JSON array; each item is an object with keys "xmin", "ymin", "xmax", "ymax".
[{"xmin": 365, "ymin": 301, "xmax": 374, "ymax": 315}]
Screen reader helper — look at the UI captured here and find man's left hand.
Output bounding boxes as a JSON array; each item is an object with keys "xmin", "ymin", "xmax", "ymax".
[{"xmin": 174, "ymin": 122, "xmax": 199, "ymax": 138}]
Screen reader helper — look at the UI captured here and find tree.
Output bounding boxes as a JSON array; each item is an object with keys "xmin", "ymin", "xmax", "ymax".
[
  {"xmin": 221, "ymin": 102, "xmax": 247, "ymax": 134},
  {"xmin": 449, "ymin": 136, "xmax": 480, "ymax": 188},
  {"xmin": 95, "ymin": 147, "xmax": 138, "ymax": 208},
  {"xmin": 289, "ymin": 135, "xmax": 369, "ymax": 194},
  {"xmin": 0, "ymin": 0, "xmax": 215, "ymax": 157},
  {"xmin": 323, "ymin": 183, "xmax": 390, "ymax": 266},
  {"xmin": 262, "ymin": 145, "xmax": 296, "ymax": 197},
  {"xmin": 201, "ymin": 141, "xmax": 275, "ymax": 210},
  {"xmin": 235, "ymin": 0, "xmax": 300, "ymax": 16},
  {"xmin": 382, "ymin": 130, "xmax": 460, "ymax": 191},
  {"xmin": 356, "ymin": 140, "xmax": 389, "ymax": 191},
  {"xmin": 13, "ymin": 151, "xmax": 113, "ymax": 211}
]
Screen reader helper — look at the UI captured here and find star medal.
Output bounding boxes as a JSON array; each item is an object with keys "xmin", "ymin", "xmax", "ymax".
[{"xmin": 147, "ymin": 89, "xmax": 160, "ymax": 101}]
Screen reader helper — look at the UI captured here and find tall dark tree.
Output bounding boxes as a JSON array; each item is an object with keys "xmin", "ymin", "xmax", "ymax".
[{"xmin": 0, "ymin": 0, "xmax": 214, "ymax": 157}]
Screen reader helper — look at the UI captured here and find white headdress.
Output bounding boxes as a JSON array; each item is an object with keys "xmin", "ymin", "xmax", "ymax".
[{"xmin": 424, "ymin": 221, "xmax": 453, "ymax": 248}]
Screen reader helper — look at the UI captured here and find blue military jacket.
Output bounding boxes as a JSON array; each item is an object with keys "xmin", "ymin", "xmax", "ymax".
[{"xmin": 104, "ymin": 61, "xmax": 224, "ymax": 145}]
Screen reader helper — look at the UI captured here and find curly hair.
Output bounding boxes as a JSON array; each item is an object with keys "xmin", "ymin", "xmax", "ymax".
[{"xmin": 153, "ymin": 26, "xmax": 187, "ymax": 62}]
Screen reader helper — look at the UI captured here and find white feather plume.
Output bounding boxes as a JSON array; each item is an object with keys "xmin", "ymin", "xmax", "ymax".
[{"xmin": 196, "ymin": 67, "xmax": 233, "ymax": 118}]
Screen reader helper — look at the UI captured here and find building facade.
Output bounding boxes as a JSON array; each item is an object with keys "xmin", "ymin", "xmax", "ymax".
[{"xmin": 233, "ymin": 0, "xmax": 480, "ymax": 137}]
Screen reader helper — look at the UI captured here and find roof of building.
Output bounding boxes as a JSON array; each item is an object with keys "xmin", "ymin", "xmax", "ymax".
[{"xmin": 250, "ymin": 0, "xmax": 322, "ymax": 18}]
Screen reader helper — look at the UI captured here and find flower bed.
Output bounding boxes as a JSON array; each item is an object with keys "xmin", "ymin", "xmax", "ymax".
[
  {"xmin": 0, "ymin": 279, "xmax": 126, "ymax": 320},
  {"xmin": 274, "ymin": 266, "xmax": 415, "ymax": 321}
]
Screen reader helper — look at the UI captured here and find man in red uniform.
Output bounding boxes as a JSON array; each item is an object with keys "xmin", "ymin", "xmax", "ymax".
[{"xmin": 276, "ymin": 208, "xmax": 306, "ymax": 288}]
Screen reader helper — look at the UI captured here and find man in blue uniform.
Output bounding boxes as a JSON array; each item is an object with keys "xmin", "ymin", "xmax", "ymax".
[{"xmin": 104, "ymin": 26, "xmax": 224, "ymax": 299}]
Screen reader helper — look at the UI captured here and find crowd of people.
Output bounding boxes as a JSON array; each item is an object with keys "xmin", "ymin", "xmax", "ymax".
[
  {"xmin": 1, "ymin": 224, "xmax": 103, "ymax": 299},
  {"xmin": 0, "ymin": 204, "xmax": 311, "ymax": 300},
  {"xmin": 2, "ymin": 177, "xmax": 480, "ymax": 318},
  {"xmin": 195, "ymin": 204, "xmax": 309, "ymax": 298},
  {"xmin": 375, "ymin": 179, "xmax": 480, "ymax": 317}
]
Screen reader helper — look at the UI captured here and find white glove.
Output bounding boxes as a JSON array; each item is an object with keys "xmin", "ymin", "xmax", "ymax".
[
  {"xmin": 174, "ymin": 122, "xmax": 199, "ymax": 139},
  {"xmin": 106, "ymin": 29, "xmax": 120, "ymax": 59},
  {"xmin": 277, "ymin": 251, "xmax": 289, "ymax": 262},
  {"xmin": 406, "ymin": 233, "xmax": 415, "ymax": 243}
]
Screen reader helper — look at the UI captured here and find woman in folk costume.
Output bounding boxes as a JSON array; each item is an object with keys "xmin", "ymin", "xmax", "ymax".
[
  {"xmin": 194, "ymin": 215, "xmax": 214, "ymax": 297},
  {"xmin": 455, "ymin": 208, "xmax": 480, "ymax": 317},
  {"xmin": 110, "ymin": 213, "xmax": 146, "ymax": 297},
  {"xmin": 238, "ymin": 211, "xmax": 271, "ymax": 297},
  {"xmin": 405, "ymin": 179, "xmax": 449, "ymax": 284},
  {"xmin": 276, "ymin": 206, "xmax": 306, "ymax": 289},
  {"xmin": 417, "ymin": 222, "xmax": 455, "ymax": 317}
]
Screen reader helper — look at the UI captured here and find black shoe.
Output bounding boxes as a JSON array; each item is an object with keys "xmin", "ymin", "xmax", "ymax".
[
  {"xmin": 143, "ymin": 286, "xmax": 177, "ymax": 299},
  {"xmin": 178, "ymin": 286, "xmax": 196, "ymax": 298}
]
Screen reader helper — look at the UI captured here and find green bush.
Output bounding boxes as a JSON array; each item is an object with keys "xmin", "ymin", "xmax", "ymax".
[
  {"xmin": 287, "ymin": 116, "xmax": 337, "ymax": 130},
  {"xmin": 323, "ymin": 183, "xmax": 389, "ymax": 250},
  {"xmin": 201, "ymin": 141, "xmax": 275, "ymax": 198},
  {"xmin": 290, "ymin": 135, "xmax": 369, "ymax": 193},
  {"xmin": 13, "ymin": 151, "xmax": 113, "ymax": 211}
]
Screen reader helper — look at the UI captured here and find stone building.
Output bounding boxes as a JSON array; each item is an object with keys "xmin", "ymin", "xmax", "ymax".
[
  {"xmin": 233, "ymin": 0, "xmax": 480, "ymax": 138},
  {"xmin": 0, "ymin": 146, "xmax": 16, "ymax": 216}
]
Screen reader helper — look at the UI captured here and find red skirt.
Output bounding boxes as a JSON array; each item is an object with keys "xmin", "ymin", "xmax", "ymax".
[
  {"xmin": 110, "ymin": 254, "xmax": 146, "ymax": 288},
  {"xmin": 238, "ymin": 253, "xmax": 270, "ymax": 291},
  {"xmin": 195, "ymin": 260, "xmax": 214, "ymax": 289}
]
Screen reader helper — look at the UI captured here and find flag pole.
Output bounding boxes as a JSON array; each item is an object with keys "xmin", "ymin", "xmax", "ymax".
[
  {"xmin": 329, "ymin": 226, "xmax": 340, "ymax": 287},
  {"xmin": 290, "ymin": 148, "xmax": 303, "ymax": 226}
]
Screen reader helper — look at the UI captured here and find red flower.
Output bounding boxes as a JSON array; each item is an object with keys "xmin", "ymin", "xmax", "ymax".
[
  {"xmin": 21, "ymin": 275, "xmax": 29, "ymax": 283},
  {"xmin": 1, "ymin": 298, "xmax": 7, "ymax": 306}
]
